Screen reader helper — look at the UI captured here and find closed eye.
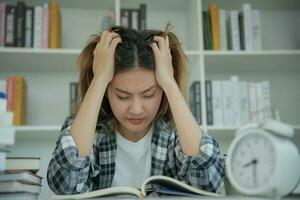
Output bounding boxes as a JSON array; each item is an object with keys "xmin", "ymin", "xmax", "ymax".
[
  {"xmin": 117, "ymin": 95, "xmax": 129, "ymax": 100},
  {"xmin": 143, "ymin": 95, "xmax": 154, "ymax": 98},
  {"xmin": 143, "ymin": 92, "xmax": 156, "ymax": 99}
]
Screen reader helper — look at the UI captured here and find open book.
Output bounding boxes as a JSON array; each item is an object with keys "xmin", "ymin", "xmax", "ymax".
[{"xmin": 51, "ymin": 175, "xmax": 221, "ymax": 199}]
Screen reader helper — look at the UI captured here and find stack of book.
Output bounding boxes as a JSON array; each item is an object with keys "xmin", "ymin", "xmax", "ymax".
[
  {"xmin": 0, "ymin": 157, "xmax": 42, "ymax": 200},
  {"xmin": 190, "ymin": 76, "xmax": 272, "ymax": 127},
  {"xmin": 0, "ymin": 0, "xmax": 61, "ymax": 48},
  {"xmin": 0, "ymin": 127, "xmax": 15, "ymax": 171},
  {"xmin": 0, "ymin": 76, "xmax": 27, "ymax": 126},
  {"xmin": 203, "ymin": 2, "xmax": 261, "ymax": 51}
]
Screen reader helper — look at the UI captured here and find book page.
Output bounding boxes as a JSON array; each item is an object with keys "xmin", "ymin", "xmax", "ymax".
[
  {"xmin": 141, "ymin": 175, "xmax": 221, "ymax": 197},
  {"xmin": 51, "ymin": 186, "xmax": 142, "ymax": 200}
]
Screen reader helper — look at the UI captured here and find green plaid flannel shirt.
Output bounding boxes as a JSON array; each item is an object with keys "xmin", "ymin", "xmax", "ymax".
[{"xmin": 47, "ymin": 116, "xmax": 225, "ymax": 195}]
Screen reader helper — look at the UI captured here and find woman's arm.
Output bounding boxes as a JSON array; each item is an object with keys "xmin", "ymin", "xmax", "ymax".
[
  {"xmin": 70, "ymin": 31, "xmax": 121, "ymax": 157},
  {"xmin": 151, "ymin": 36, "xmax": 202, "ymax": 156},
  {"xmin": 70, "ymin": 78, "xmax": 108, "ymax": 157},
  {"xmin": 163, "ymin": 80, "xmax": 202, "ymax": 156}
]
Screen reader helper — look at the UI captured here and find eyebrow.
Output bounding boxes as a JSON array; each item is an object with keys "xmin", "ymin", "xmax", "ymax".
[{"xmin": 115, "ymin": 85, "xmax": 157, "ymax": 95}]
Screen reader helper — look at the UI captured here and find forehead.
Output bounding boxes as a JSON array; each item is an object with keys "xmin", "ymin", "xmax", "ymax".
[{"xmin": 110, "ymin": 68, "xmax": 158, "ymax": 92}]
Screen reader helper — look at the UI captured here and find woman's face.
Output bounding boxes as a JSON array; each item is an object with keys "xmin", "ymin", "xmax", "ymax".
[{"xmin": 107, "ymin": 67, "xmax": 163, "ymax": 137}]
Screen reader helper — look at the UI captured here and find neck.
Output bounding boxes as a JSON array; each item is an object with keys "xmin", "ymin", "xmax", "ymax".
[{"xmin": 116, "ymin": 123, "xmax": 152, "ymax": 142}]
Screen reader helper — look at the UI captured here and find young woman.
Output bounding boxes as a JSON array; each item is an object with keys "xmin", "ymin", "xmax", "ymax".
[{"xmin": 47, "ymin": 25, "xmax": 225, "ymax": 195}]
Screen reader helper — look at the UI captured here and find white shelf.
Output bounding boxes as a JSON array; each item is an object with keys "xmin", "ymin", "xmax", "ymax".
[
  {"xmin": 204, "ymin": 50, "xmax": 300, "ymax": 56},
  {"xmin": 202, "ymin": 0, "xmax": 300, "ymax": 10},
  {"xmin": 0, "ymin": 47, "xmax": 80, "ymax": 73},
  {"xmin": 14, "ymin": 125, "xmax": 61, "ymax": 132},
  {"xmin": 204, "ymin": 50, "xmax": 300, "ymax": 73},
  {"xmin": 0, "ymin": 47, "xmax": 200, "ymax": 72},
  {"xmin": 9, "ymin": 124, "xmax": 300, "ymax": 134},
  {"xmin": 206, "ymin": 125, "xmax": 300, "ymax": 131}
]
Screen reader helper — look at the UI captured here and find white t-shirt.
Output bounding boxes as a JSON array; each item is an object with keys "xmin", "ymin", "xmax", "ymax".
[{"xmin": 111, "ymin": 126, "xmax": 153, "ymax": 188}]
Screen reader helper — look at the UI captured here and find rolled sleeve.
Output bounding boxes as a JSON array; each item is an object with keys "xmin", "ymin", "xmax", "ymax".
[
  {"xmin": 47, "ymin": 116, "xmax": 100, "ymax": 195},
  {"xmin": 172, "ymin": 129, "xmax": 225, "ymax": 194}
]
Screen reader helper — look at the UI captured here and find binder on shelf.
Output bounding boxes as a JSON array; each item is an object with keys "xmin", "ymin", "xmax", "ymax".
[
  {"xmin": 49, "ymin": 0, "xmax": 61, "ymax": 48},
  {"xmin": 4, "ymin": 5, "xmax": 17, "ymax": 47},
  {"xmin": 209, "ymin": 3, "xmax": 220, "ymax": 50}
]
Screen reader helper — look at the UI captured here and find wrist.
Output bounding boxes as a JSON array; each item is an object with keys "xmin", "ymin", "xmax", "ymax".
[
  {"xmin": 160, "ymin": 78, "xmax": 177, "ymax": 91},
  {"xmin": 92, "ymin": 76, "xmax": 110, "ymax": 88}
]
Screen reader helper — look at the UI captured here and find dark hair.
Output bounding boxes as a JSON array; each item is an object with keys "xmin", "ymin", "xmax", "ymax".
[{"xmin": 78, "ymin": 24, "xmax": 188, "ymax": 123}]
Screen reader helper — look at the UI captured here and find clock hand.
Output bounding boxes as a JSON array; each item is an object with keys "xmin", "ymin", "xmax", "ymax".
[
  {"xmin": 253, "ymin": 159, "xmax": 258, "ymax": 186},
  {"xmin": 243, "ymin": 159, "xmax": 257, "ymax": 168}
]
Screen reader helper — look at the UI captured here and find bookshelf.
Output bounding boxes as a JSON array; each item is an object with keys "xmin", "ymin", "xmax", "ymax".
[{"xmin": 0, "ymin": 0, "xmax": 300, "ymax": 199}]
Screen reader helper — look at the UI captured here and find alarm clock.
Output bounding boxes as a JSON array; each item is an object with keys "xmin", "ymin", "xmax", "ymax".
[{"xmin": 226, "ymin": 120, "xmax": 300, "ymax": 198}]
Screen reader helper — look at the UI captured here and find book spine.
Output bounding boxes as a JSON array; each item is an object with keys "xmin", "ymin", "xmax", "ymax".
[
  {"xmin": 49, "ymin": 0, "xmax": 60, "ymax": 48},
  {"xmin": 242, "ymin": 3, "xmax": 253, "ymax": 50},
  {"xmin": 248, "ymin": 82, "xmax": 257, "ymax": 122},
  {"xmin": 5, "ymin": 5, "xmax": 16, "ymax": 47},
  {"xmin": 212, "ymin": 80, "xmax": 223, "ymax": 126},
  {"xmin": 219, "ymin": 9, "xmax": 227, "ymax": 50},
  {"xmin": 13, "ymin": 76, "xmax": 27, "ymax": 125},
  {"xmin": 25, "ymin": 7, "xmax": 34, "ymax": 48},
  {"xmin": 0, "ymin": 2, "xmax": 6, "ymax": 46},
  {"xmin": 255, "ymin": 82, "xmax": 264, "ymax": 123},
  {"xmin": 121, "ymin": 9, "xmax": 129, "ymax": 28},
  {"xmin": 229, "ymin": 11, "xmax": 240, "ymax": 50},
  {"xmin": 261, "ymin": 81, "xmax": 272, "ymax": 121},
  {"xmin": 6, "ymin": 76, "xmax": 14, "ymax": 112},
  {"xmin": 130, "ymin": 9, "xmax": 139, "ymax": 30},
  {"xmin": 209, "ymin": 3, "xmax": 220, "ymax": 50},
  {"xmin": 0, "ymin": 126, "xmax": 15, "ymax": 145},
  {"xmin": 0, "ymin": 80, "xmax": 7, "ymax": 112},
  {"xmin": 69, "ymin": 82, "xmax": 79, "ymax": 116},
  {"xmin": 195, "ymin": 81, "xmax": 202, "ymax": 124},
  {"xmin": 222, "ymin": 80, "xmax": 234, "ymax": 126},
  {"xmin": 42, "ymin": 3, "xmax": 49, "ymax": 48},
  {"xmin": 0, "ymin": 151, "xmax": 6, "ymax": 171},
  {"xmin": 0, "ymin": 111, "xmax": 13, "ymax": 126},
  {"xmin": 205, "ymin": 80, "xmax": 213, "ymax": 125},
  {"xmin": 252, "ymin": 9, "xmax": 262, "ymax": 50},
  {"xmin": 34, "ymin": 6, "xmax": 42, "ymax": 48},
  {"xmin": 202, "ymin": 12, "xmax": 208, "ymax": 50},
  {"xmin": 16, "ymin": 1, "xmax": 26, "ymax": 47},
  {"xmin": 189, "ymin": 82, "xmax": 196, "ymax": 123},
  {"xmin": 239, "ymin": 81, "xmax": 250, "ymax": 125},
  {"xmin": 238, "ymin": 13, "xmax": 245, "ymax": 50},
  {"xmin": 231, "ymin": 76, "xmax": 240, "ymax": 126},
  {"xmin": 139, "ymin": 4, "xmax": 146, "ymax": 31},
  {"xmin": 203, "ymin": 11, "xmax": 212, "ymax": 50}
]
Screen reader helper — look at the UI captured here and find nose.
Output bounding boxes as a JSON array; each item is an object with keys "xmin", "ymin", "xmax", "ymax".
[{"xmin": 129, "ymin": 97, "xmax": 143, "ymax": 115}]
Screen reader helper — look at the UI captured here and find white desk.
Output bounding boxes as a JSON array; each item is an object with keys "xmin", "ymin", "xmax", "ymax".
[{"xmin": 86, "ymin": 196, "xmax": 300, "ymax": 200}]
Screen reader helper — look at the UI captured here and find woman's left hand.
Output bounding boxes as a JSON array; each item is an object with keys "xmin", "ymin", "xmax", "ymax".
[{"xmin": 151, "ymin": 36, "xmax": 175, "ymax": 90}]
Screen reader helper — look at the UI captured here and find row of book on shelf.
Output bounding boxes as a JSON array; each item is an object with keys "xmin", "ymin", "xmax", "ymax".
[
  {"xmin": 0, "ymin": 126, "xmax": 42, "ymax": 199},
  {"xmin": 0, "ymin": 0, "xmax": 61, "ymax": 48},
  {"xmin": 0, "ymin": 76, "xmax": 27, "ymax": 126},
  {"xmin": 189, "ymin": 76, "xmax": 271, "ymax": 127},
  {"xmin": 203, "ymin": 3, "xmax": 261, "ymax": 51},
  {"xmin": 120, "ymin": 4, "xmax": 147, "ymax": 31},
  {"xmin": 0, "ymin": 0, "xmax": 148, "ymax": 49}
]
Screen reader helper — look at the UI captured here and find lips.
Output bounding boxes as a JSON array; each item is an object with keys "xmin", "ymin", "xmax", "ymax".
[{"xmin": 128, "ymin": 118, "xmax": 144, "ymax": 124}]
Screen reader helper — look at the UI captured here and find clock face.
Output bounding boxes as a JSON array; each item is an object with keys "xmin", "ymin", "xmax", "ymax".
[{"xmin": 230, "ymin": 132, "xmax": 276, "ymax": 190}]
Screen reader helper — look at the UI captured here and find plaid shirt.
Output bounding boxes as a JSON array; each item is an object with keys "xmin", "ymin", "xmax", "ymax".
[{"xmin": 47, "ymin": 116, "xmax": 225, "ymax": 195}]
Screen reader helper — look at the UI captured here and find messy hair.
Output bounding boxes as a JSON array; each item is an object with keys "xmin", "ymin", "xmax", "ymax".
[{"xmin": 77, "ymin": 24, "xmax": 188, "ymax": 123}]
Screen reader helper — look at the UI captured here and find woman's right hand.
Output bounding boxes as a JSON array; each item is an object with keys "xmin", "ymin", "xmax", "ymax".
[{"xmin": 92, "ymin": 31, "xmax": 121, "ymax": 83}]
